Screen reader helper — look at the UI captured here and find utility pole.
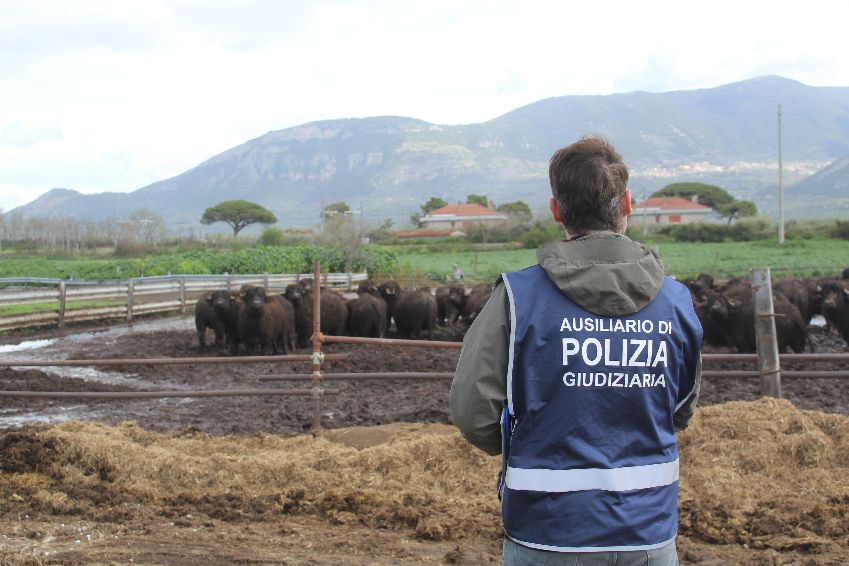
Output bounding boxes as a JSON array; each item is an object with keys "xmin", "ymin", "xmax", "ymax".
[
  {"xmin": 778, "ymin": 104, "xmax": 785, "ymax": 245},
  {"xmin": 642, "ymin": 191, "xmax": 648, "ymax": 237}
]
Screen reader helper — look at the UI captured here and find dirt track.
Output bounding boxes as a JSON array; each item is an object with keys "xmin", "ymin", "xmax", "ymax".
[{"xmin": 1, "ymin": 317, "xmax": 848, "ymax": 565}]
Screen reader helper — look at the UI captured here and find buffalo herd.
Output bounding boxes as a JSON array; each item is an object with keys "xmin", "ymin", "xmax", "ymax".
[
  {"xmin": 194, "ymin": 279, "xmax": 493, "ymax": 355},
  {"xmin": 195, "ymin": 271, "xmax": 849, "ymax": 355},
  {"xmin": 686, "ymin": 272, "xmax": 849, "ymax": 353}
]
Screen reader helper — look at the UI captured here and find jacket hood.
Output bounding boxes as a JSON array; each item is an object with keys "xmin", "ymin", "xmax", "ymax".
[{"xmin": 537, "ymin": 232, "xmax": 665, "ymax": 316}]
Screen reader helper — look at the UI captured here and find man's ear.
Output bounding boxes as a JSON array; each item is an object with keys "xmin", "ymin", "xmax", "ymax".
[
  {"xmin": 549, "ymin": 197, "xmax": 561, "ymax": 223},
  {"xmin": 621, "ymin": 189, "xmax": 633, "ymax": 217}
]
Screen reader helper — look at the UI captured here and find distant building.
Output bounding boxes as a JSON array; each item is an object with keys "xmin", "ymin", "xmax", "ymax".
[
  {"xmin": 631, "ymin": 195, "xmax": 713, "ymax": 225},
  {"xmin": 420, "ymin": 203, "xmax": 508, "ymax": 230}
]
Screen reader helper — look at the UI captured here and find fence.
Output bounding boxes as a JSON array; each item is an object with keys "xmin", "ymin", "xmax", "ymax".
[
  {"xmin": 0, "ymin": 272, "xmax": 369, "ymax": 332},
  {"xmin": 0, "ymin": 263, "xmax": 847, "ymax": 433}
]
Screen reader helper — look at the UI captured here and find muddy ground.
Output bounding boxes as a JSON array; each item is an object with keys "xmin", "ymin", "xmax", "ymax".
[
  {"xmin": 1, "ymin": 316, "xmax": 847, "ymax": 434},
  {"xmin": 0, "ymin": 317, "xmax": 848, "ymax": 565}
]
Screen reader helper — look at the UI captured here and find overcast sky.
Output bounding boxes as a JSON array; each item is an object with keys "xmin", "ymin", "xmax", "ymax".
[{"xmin": 1, "ymin": 0, "xmax": 848, "ymax": 211}]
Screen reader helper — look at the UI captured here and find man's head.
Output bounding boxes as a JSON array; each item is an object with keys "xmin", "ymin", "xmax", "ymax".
[{"xmin": 548, "ymin": 136, "xmax": 631, "ymax": 236}]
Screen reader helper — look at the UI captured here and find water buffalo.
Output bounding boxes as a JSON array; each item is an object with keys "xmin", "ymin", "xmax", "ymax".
[
  {"xmin": 194, "ymin": 291, "xmax": 227, "ymax": 352},
  {"xmin": 774, "ymin": 277, "xmax": 819, "ymax": 324},
  {"xmin": 286, "ymin": 282, "xmax": 348, "ymax": 347},
  {"xmin": 393, "ymin": 289, "xmax": 438, "ymax": 339},
  {"xmin": 436, "ymin": 285, "xmax": 466, "ymax": 326},
  {"xmin": 377, "ymin": 280, "xmax": 401, "ymax": 329},
  {"xmin": 704, "ymin": 286, "xmax": 808, "ymax": 353},
  {"xmin": 821, "ymin": 281, "xmax": 849, "ymax": 347},
  {"xmin": 347, "ymin": 292, "xmax": 388, "ymax": 338},
  {"xmin": 238, "ymin": 286, "xmax": 290, "ymax": 355},
  {"xmin": 462, "ymin": 284, "xmax": 493, "ymax": 325}
]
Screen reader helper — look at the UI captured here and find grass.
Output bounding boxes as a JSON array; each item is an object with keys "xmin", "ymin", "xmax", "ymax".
[
  {"xmin": 397, "ymin": 238, "xmax": 849, "ymax": 282},
  {"xmin": 0, "ymin": 299, "xmax": 127, "ymax": 317}
]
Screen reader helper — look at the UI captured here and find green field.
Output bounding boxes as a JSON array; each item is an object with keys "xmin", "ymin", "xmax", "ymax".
[
  {"xmin": 397, "ymin": 239, "xmax": 849, "ymax": 282},
  {"xmin": 0, "ymin": 239, "xmax": 846, "ymax": 286}
]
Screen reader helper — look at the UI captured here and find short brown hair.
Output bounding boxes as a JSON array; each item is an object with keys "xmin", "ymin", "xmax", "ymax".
[{"xmin": 548, "ymin": 137, "xmax": 629, "ymax": 234}]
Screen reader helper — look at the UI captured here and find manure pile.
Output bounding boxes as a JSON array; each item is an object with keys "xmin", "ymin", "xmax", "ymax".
[{"xmin": 1, "ymin": 398, "xmax": 847, "ymax": 555}]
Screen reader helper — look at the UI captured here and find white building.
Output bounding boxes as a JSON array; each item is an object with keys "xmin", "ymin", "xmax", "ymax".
[
  {"xmin": 631, "ymin": 196, "xmax": 713, "ymax": 225},
  {"xmin": 420, "ymin": 203, "xmax": 508, "ymax": 230}
]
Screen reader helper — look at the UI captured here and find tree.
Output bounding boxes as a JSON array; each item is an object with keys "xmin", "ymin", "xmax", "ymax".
[
  {"xmin": 200, "ymin": 200, "xmax": 277, "ymax": 238},
  {"xmin": 717, "ymin": 200, "xmax": 758, "ymax": 225},
  {"xmin": 466, "ymin": 194, "xmax": 489, "ymax": 207},
  {"xmin": 421, "ymin": 197, "xmax": 447, "ymax": 215},
  {"xmin": 127, "ymin": 208, "xmax": 165, "ymax": 244},
  {"xmin": 652, "ymin": 182, "xmax": 757, "ymax": 224},
  {"xmin": 652, "ymin": 182, "xmax": 734, "ymax": 210},
  {"xmin": 497, "ymin": 200, "xmax": 532, "ymax": 222},
  {"xmin": 322, "ymin": 202, "xmax": 351, "ymax": 218}
]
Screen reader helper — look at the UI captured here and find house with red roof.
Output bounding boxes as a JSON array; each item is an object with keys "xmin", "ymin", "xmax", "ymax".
[
  {"xmin": 631, "ymin": 195, "xmax": 714, "ymax": 225},
  {"xmin": 420, "ymin": 203, "xmax": 508, "ymax": 230}
]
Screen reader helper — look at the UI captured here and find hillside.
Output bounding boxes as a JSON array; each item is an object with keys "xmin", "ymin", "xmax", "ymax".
[
  {"xmin": 12, "ymin": 76, "xmax": 849, "ymax": 228},
  {"xmin": 786, "ymin": 152, "xmax": 849, "ymax": 217}
]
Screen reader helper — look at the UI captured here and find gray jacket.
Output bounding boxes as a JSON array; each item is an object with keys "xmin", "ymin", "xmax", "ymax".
[{"xmin": 449, "ymin": 232, "xmax": 702, "ymax": 455}]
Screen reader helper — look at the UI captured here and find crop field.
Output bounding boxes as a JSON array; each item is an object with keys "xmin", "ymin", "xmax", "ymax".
[{"xmin": 397, "ymin": 238, "xmax": 849, "ymax": 281}]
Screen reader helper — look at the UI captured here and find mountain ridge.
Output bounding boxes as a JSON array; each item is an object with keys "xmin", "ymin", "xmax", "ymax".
[{"xmin": 12, "ymin": 76, "xmax": 849, "ymax": 227}]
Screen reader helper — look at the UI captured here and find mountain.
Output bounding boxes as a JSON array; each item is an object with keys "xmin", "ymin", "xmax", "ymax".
[
  {"xmin": 13, "ymin": 76, "xmax": 849, "ymax": 228},
  {"xmin": 786, "ymin": 153, "xmax": 849, "ymax": 217}
]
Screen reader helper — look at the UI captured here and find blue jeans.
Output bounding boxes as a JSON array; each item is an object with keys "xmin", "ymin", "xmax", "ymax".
[{"xmin": 503, "ymin": 537, "xmax": 679, "ymax": 566}]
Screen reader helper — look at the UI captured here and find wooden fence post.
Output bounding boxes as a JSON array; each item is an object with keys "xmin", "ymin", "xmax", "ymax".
[
  {"xmin": 57, "ymin": 281, "xmax": 66, "ymax": 329},
  {"xmin": 752, "ymin": 268, "xmax": 782, "ymax": 398},
  {"xmin": 311, "ymin": 261, "xmax": 324, "ymax": 433},
  {"xmin": 127, "ymin": 280, "xmax": 134, "ymax": 323},
  {"xmin": 263, "ymin": 273, "xmax": 270, "ymax": 290},
  {"xmin": 179, "ymin": 278, "xmax": 187, "ymax": 315}
]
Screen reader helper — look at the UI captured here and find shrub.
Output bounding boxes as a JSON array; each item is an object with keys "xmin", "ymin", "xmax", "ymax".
[
  {"xmin": 520, "ymin": 221, "xmax": 563, "ymax": 248},
  {"xmin": 656, "ymin": 223, "xmax": 727, "ymax": 243},
  {"xmin": 655, "ymin": 218, "xmax": 774, "ymax": 243},
  {"xmin": 831, "ymin": 220, "xmax": 849, "ymax": 241},
  {"xmin": 258, "ymin": 227, "xmax": 285, "ymax": 247},
  {"xmin": 727, "ymin": 217, "xmax": 774, "ymax": 241}
]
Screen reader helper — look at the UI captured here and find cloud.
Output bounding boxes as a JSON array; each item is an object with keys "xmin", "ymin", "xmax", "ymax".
[
  {"xmin": 1, "ymin": 0, "xmax": 848, "ymax": 211},
  {"xmin": 0, "ymin": 121, "xmax": 63, "ymax": 147}
]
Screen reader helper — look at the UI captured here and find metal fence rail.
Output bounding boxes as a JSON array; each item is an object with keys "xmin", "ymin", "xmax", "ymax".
[{"xmin": 0, "ymin": 271, "xmax": 369, "ymax": 332}]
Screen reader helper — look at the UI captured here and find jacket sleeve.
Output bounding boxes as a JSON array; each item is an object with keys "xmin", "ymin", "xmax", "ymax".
[
  {"xmin": 449, "ymin": 283, "xmax": 509, "ymax": 455},
  {"xmin": 673, "ymin": 355, "xmax": 701, "ymax": 432}
]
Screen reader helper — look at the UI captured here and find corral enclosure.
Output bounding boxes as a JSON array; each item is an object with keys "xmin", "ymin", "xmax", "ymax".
[{"xmin": 1, "ymin": 269, "xmax": 849, "ymax": 564}]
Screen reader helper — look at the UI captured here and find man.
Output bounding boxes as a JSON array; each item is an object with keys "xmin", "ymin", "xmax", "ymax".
[{"xmin": 450, "ymin": 137, "xmax": 702, "ymax": 565}]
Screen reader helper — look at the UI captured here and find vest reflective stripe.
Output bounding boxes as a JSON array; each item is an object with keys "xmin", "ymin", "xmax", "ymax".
[
  {"xmin": 506, "ymin": 534, "xmax": 678, "ymax": 554},
  {"xmin": 502, "ymin": 273, "xmax": 518, "ymax": 415},
  {"xmin": 506, "ymin": 458, "xmax": 679, "ymax": 493}
]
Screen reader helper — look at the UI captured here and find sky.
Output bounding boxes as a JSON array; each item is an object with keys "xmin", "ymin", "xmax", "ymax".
[{"xmin": 1, "ymin": 0, "xmax": 848, "ymax": 212}]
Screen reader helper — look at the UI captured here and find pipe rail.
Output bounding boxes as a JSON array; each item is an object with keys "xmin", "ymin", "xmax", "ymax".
[
  {"xmin": 321, "ymin": 334, "xmax": 464, "ymax": 349},
  {"xmin": 702, "ymin": 353, "xmax": 849, "ymax": 363},
  {"xmin": 702, "ymin": 371, "xmax": 849, "ymax": 379},
  {"xmin": 0, "ymin": 388, "xmax": 340, "ymax": 399},
  {"xmin": 0, "ymin": 353, "xmax": 349, "ymax": 367},
  {"xmin": 261, "ymin": 372, "xmax": 454, "ymax": 382}
]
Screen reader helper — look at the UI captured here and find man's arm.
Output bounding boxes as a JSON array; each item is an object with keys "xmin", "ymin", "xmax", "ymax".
[{"xmin": 449, "ymin": 283, "xmax": 509, "ymax": 455}]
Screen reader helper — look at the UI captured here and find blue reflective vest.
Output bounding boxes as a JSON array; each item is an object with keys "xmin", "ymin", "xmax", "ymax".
[{"xmin": 499, "ymin": 265, "xmax": 702, "ymax": 552}]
